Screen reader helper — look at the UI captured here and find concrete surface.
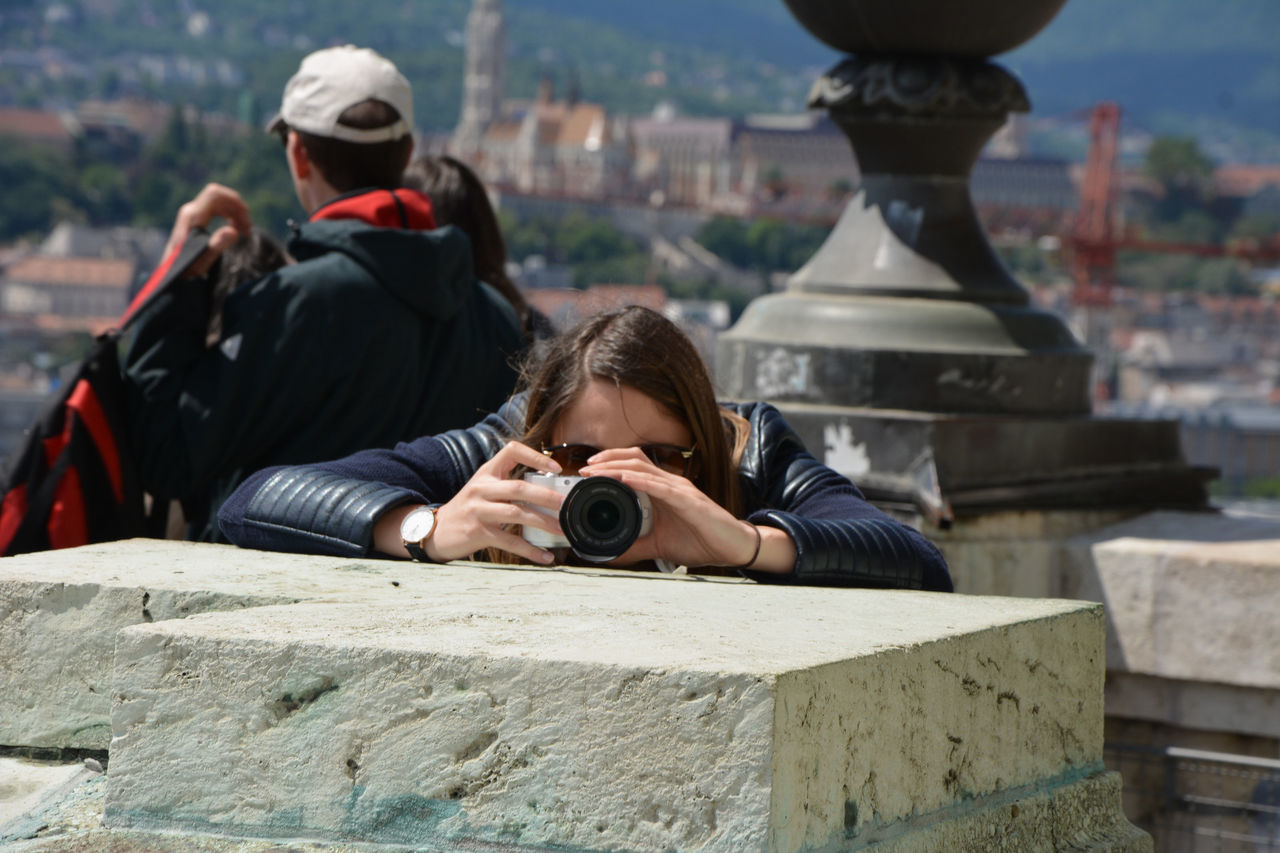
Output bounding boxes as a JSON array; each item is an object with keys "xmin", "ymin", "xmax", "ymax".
[
  {"xmin": 0, "ymin": 757, "xmax": 95, "ymax": 834},
  {"xmin": 2, "ymin": 540, "xmax": 1149, "ymax": 851},
  {"xmin": 0, "ymin": 539, "xmax": 666, "ymax": 750}
]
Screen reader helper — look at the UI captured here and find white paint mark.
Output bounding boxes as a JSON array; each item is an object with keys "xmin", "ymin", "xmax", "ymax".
[{"xmin": 823, "ymin": 422, "xmax": 870, "ymax": 478}]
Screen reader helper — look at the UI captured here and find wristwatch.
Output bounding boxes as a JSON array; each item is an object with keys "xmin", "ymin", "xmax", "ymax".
[{"xmin": 399, "ymin": 505, "xmax": 438, "ymax": 562}]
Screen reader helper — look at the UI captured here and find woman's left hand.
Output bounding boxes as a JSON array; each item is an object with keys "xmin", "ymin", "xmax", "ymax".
[{"xmin": 577, "ymin": 449, "xmax": 762, "ymax": 570}]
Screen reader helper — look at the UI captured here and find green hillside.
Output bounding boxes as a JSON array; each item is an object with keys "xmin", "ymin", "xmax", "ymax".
[{"xmin": 2, "ymin": 0, "xmax": 1277, "ymax": 149}]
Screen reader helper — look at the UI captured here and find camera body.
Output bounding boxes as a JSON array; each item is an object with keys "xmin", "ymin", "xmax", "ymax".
[{"xmin": 523, "ymin": 472, "xmax": 652, "ymax": 563}]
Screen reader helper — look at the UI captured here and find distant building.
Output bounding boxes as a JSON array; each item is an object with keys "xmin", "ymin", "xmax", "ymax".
[
  {"xmin": 0, "ymin": 255, "xmax": 135, "ymax": 334},
  {"xmin": 629, "ymin": 113, "xmax": 735, "ymax": 208},
  {"xmin": 1214, "ymin": 164, "xmax": 1280, "ymax": 199},
  {"xmin": 732, "ymin": 112, "xmax": 854, "ymax": 205},
  {"xmin": 452, "ymin": 0, "xmax": 627, "ymax": 199},
  {"xmin": 452, "ymin": 0, "xmax": 505, "ymax": 160},
  {"xmin": 0, "ymin": 223, "xmax": 164, "ymax": 336},
  {"xmin": 76, "ymin": 98, "xmax": 174, "ymax": 145},
  {"xmin": 0, "ymin": 107, "xmax": 79, "ymax": 155},
  {"xmin": 512, "ymin": 255, "xmax": 573, "ymax": 290},
  {"xmin": 450, "ymin": 0, "xmax": 854, "ymax": 213},
  {"xmin": 524, "ymin": 283, "xmax": 666, "ymax": 331},
  {"xmin": 38, "ymin": 221, "xmax": 166, "ymax": 270},
  {"xmin": 972, "ymin": 156, "xmax": 1076, "ymax": 234}
]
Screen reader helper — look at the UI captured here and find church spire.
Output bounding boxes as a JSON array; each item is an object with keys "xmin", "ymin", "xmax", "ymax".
[{"xmin": 452, "ymin": 0, "xmax": 506, "ymax": 159}]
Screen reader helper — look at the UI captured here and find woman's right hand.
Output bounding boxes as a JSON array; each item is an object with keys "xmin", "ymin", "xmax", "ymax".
[{"xmin": 378, "ymin": 441, "xmax": 566, "ymax": 564}]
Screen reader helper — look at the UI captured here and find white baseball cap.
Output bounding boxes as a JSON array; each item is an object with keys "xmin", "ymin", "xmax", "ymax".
[{"xmin": 267, "ymin": 45, "xmax": 413, "ymax": 143}]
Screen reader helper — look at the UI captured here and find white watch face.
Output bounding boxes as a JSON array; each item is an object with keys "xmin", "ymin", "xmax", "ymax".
[{"xmin": 400, "ymin": 507, "xmax": 435, "ymax": 542}]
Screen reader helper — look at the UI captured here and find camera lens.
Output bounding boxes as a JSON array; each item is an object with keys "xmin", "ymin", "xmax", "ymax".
[
  {"xmin": 559, "ymin": 476, "xmax": 645, "ymax": 563},
  {"xmin": 585, "ymin": 500, "xmax": 621, "ymax": 536}
]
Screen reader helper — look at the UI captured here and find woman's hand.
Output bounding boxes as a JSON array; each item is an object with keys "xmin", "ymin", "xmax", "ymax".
[
  {"xmin": 578, "ymin": 449, "xmax": 794, "ymax": 573},
  {"xmin": 375, "ymin": 442, "xmax": 566, "ymax": 564}
]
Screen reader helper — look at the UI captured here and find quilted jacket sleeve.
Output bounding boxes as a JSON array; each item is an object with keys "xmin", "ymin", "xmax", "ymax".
[
  {"xmin": 217, "ymin": 396, "xmax": 526, "ymax": 555},
  {"xmin": 734, "ymin": 402, "xmax": 952, "ymax": 592}
]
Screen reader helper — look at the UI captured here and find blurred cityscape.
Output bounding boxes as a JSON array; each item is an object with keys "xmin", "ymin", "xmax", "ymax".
[{"xmin": 2, "ymin": 0, "xmax": 1279, "ymax": 506}]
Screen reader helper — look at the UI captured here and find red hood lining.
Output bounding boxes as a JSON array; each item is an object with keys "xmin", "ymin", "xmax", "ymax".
[{"xmin": 310, "ymin": 188, "xmax": 436, "ymax": 231}]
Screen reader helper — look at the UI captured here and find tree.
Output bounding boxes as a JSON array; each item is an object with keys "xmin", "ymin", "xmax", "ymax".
[
  {"xmin": 694, "ymin": 217, "xmax": 750, "ymax": 268},
  {"xmin": 556, "ymin": 213, "xmax": 637, "ymax": 265},
  {"xmin": 77, "ymin": 163, "xmax": 132, "ymax": 224},
  {"xmin": 0, "ymin": 142, "xmax": 71, "ymax": 240},
  {"xmin": 1144, "ymin": 136, "xmax": 1215, "ymax": 189},
  {"xmin": 694, "ymin": 215, "xmax": 827, "ymax": 274},
  {"xmin": 1143, "ymin": 136, "xmax": 1216, "ymax": 225}
]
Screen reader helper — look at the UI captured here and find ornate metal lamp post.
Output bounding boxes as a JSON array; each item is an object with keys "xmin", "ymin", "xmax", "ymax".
[{"xmin": 717, "ymin": 0, "xmax": 1210, "ymax": 525}]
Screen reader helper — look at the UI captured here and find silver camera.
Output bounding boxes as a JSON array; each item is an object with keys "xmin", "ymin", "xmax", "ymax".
[{"xmin": 522, "ymin": 472, "xmax": 653, "ymax": 562}]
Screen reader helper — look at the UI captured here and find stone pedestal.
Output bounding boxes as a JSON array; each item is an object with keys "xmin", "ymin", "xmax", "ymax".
[
  {"xmin": 760, "ymin": 404, "xmax": 1213, "ymax": 528},
  {"xmin": 715, "ymin": 55, "xmax": 1094, "ymax": 418},
  {"xmin": 714, "ymin": 0, "xmax": 1212, "ymax": 523}
]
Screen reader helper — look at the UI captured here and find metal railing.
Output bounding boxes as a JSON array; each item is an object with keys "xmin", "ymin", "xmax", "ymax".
[{"xmin": 1106, "ymin": 742, "xmax": 1280, "ymax": 852}]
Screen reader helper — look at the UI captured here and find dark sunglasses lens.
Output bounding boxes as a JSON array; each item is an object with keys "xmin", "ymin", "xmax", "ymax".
[
  {"xmin": 549, "ymin": 445, "xmax": 596, "ymax": 472},
  {"xmin": 645, "ymin": 446, "xmax": 690, "ymax": 474}
]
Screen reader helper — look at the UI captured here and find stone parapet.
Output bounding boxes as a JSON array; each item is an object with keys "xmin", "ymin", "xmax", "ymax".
[
  {"xmin": 0, "ymin": 540, "xmax": 1147, "ymax": 851},
  {"xmin": 1060, "ymin": 510, "xmax": 1280, "ymax": 739},
  {"xmin": 0, "ymin": 539, "xmax": 430, "ymax": 750}
]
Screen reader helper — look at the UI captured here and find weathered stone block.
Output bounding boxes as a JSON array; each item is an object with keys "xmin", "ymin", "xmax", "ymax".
[
  {"xmin": 1061, "ymin": 510, "xmax": 1280, "ymax": 690},
  {"xmin": 99, "ymin": 556, "xmax": 1138, "ymax": 851},
  {"xmin": 1061, "ymin": 510, "xmax": 1280, "ymax": 744},
  {"xmin": 0, "ymin": 539, "xmax": 439, "ymax": 749}
]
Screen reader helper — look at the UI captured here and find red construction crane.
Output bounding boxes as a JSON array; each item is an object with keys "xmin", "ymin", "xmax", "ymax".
[
  {"xmin": 1069, "ymin": 102, "xmax": 1122, "ymax": 306},
  {"xmin": 1067, "ymin": 102, "xmax": 1280, "ymax": 307}
]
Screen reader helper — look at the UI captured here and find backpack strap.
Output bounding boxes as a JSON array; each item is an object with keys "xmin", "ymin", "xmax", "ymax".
[{"xmin": 119, "ymin": 228, "xmax": 213, "ymax": 331}]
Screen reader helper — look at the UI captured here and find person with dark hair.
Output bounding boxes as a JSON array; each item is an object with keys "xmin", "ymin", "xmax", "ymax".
[
  {"xmin": 403, "ymin": 154, "xmax": 554, "ymax": 341},
  {"xmin": 123, "ymin": 45, "xmax": 525, "ymax": 541},
  {"xmin": 220, "ymin": 306, "xmax": 951, "ymax": 591},
  {"xmin": 203, "ymin": 228, "xmax": 292, "ymax": 346}
]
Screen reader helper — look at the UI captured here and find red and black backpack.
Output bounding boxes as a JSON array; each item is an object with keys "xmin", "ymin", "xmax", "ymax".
[{"xmin": 0, "ymin": 231, "xmax": 209, "ymax": 556}]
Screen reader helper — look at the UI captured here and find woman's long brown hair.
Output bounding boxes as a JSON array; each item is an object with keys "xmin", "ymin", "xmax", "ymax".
[{"xmin": 519, "ymin": 306, "xmax": 747, "ymax": 518}]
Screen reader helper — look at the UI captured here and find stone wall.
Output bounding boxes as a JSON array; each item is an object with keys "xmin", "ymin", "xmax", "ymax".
[{"xmin": 0, "ymin": 540, "xmax": 1149, "ymax": 851}]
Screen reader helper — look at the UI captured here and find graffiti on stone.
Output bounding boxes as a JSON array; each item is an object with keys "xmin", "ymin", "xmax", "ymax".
[
  {"xmin": 936, "ymin": 367, "xmax": 1017, "ymax": 398},
  {"xmin": 755, "ymin": 347, "xmax": 812, "ymax": 398}
]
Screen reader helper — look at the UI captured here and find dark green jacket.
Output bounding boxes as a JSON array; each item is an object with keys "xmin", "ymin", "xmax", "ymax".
[{"xmin": 123, "ymin": 188, "xmax": 524, "ymax": 541}]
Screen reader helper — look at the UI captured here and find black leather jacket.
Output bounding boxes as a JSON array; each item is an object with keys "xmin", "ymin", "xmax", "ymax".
[{"xmin": 218, "ymin": 395, "xmax": 952, "ymax": 591}]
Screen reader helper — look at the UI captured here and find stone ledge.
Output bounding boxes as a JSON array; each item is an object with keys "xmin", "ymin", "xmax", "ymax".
[
  {"xmin": 2, "ymin": 541, "xmax": 1148, "ymax": 851},
  {"xmin": 97, "ymin": 555, "xmax": 1120, "ymax": 851},
  {"xmin": 1060, "ymin": 510, "xmax": 1280, "ymax": 692},
  {"xmin": 0, "ymin": 539, "xmax": 726, "ymax": 750}
]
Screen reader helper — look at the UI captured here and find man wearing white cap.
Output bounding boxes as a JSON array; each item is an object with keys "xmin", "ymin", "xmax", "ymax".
[{"xmin": 122, "ymin": 45, "xmax": 525, "ymax": 542}]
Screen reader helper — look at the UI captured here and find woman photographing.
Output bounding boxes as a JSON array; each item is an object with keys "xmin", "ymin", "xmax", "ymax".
[{"xmin": 219, "ymin": 307, "xmax": 951, "ymax": 591}]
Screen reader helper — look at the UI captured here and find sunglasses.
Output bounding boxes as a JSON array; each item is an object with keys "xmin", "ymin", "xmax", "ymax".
[{"xmin": 541, "ymin": 443, "xmax": 695, "ymax": 476}]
